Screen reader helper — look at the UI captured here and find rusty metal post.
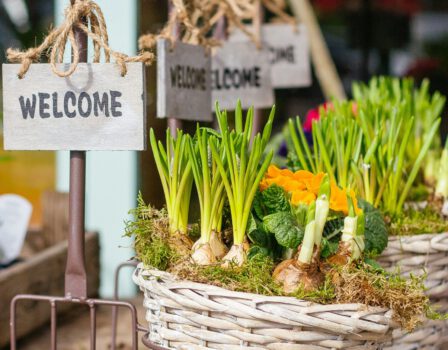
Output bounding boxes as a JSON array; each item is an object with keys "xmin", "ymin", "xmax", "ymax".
[
  {"xmin": 9, "ymin": 1, "xmax": 147, "ymax": 349},
  {"xmin": 65, "ymin": 0, "xmax": 88, "ymax": 299}
]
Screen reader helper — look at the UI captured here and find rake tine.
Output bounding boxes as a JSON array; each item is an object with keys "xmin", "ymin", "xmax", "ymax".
[{"xmin": 50, "ymin": 300, "xmax": 57, "ymax": 350}]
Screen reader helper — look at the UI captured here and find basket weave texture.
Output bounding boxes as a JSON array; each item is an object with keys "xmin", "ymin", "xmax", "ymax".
[
  {"xmin": 378, "ymin": 233, "xmax": 448, "ymax": 349},
  {"xmin": 383, "ymin": 298, "xmax": 448, "ymax": 350},
  {"xmin": 133, "ymin": 263, "xmax": 395, "ymax": 350},
  {"xmin": 385, "ymin": 317, "xmax": 448, "ymax": 350},
  {"xmin": 378, "ymin": 232, "xmax": 448, "ymax": 298}
]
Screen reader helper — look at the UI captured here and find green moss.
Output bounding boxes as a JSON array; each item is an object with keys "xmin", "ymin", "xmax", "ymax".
[
  {"xmin": 125, "ymin": 193, "xmax": 180, "ymax": 270},
  {"xmin": 389, "ymin": 206, "xmax": 448, "ymax": 236},
  {"xmin": 407, "ymin": 184, "xmax": 430, "ymax": 202},
  {"xmin": 333, "ymin": 263, "xmax": 431, "ymax": 330},
  {"xmin": 175, "ymin": 256, "xmax": 336, "ymax": 303}
]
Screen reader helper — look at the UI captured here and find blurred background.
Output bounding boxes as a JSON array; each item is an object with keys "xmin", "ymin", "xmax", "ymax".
[{"xmin": 1, "ymin": 0, "xmax": 448, "ymax": 299}]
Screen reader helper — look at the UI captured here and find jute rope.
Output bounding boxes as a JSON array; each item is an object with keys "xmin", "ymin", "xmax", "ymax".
[
  {"xmin": 263, "ymin": 0, "xmax": 296, "ymax": 25},
  {"xmin": 7, "ymin": 0, "xmax": 154, "ymax": 79},
  {"xmin": 139, "ymin": 0, "xmax": 296, "ymax": 51}
]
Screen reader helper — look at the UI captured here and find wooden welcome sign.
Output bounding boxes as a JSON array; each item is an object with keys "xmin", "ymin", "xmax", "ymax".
[
  {"xmin": 157, "ymin": 39, "xmax": 212, "ymax": 121},
  {"xmin": 211, "ymin": 41, "xmax": 274, "ymax": 111},
  {"xmin": 2, "ymin": 62, "xmax": 146, "ymax": 151},
  {"xmin": 229, "ymin": 24, "xmax": 312, "ymax": 89}
]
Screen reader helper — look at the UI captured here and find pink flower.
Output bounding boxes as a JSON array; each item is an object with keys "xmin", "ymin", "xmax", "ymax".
[{"xmin": 303, "ymin": 102, "xmax": 331, "ymax": 132}]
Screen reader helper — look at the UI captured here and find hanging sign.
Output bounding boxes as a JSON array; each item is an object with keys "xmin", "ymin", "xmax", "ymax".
[
  {"xmin": 229, "ymin": 24, "xmax": 311, "ymax": 89},
  {"xmin": 211, "ymin": 41, "xmax": 274, "ymax": 111},
  {"xmin": 0, "ymin": 194, "xmax": 32, "ymax": 265},
  {"xmin": 157, "ymin": 39, "xmax": 212, "ymax": 121},
  {"xmin": 2, "ymin": 62, "xmax": 146, "ymax": 151}
]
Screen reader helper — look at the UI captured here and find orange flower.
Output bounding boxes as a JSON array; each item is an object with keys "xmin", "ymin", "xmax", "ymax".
[
  {"xmin": 329, "ymin": 182, "xmax": 360, "ymax": 215},
  {"xmin": 266, "ymin": 165, "xmax": 294, "ymax": 178},
  {"xmin": 292, "ymin": 170, "xmax": 314, "ymax": 182},
  {"xmin": 291, "ymin": 190, "xmax": 316, "ymax": 205},
  {"xmin": 260, "ymin": 165, "xmax": 361, "ymax": 214},
  {"xmin": 304, "ymin": 172, "xmax": 325, "ymax": 194}
]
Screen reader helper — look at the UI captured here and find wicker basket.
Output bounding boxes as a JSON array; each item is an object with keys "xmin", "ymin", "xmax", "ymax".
[
  {"xmin": 378, "ymin": 233, "xmax": 448, "ymax": 349},
  {"xmin": 382, "ymin": 298, "xmax": 448, "ymax": 350},
  {"xmin": 384, "ymin": 318, "xmax": 447, "ymax": 350},
  {"xmin": 133, "ymin": 263, "xmax": 396, "ymax": 350},
  {"xmin": 378, "ymin": 232, "xmax": 448, "ymax": 298}
]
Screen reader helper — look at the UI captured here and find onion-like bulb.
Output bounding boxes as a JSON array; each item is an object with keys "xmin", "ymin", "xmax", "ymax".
[
  {"xmin": 221, "ymin": 244, "xmax": 246, "ymax": 267},
  {"xmin": 209, "ymin": 231, "xmax": 228, "ymax": 259},
  {"xmin": 191, "ymin": 242, "xmax": 216, "ymax": 265}
]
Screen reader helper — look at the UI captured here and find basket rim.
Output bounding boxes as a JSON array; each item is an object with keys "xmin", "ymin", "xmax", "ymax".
[
  {"xmin": 388, "ymin": 231, "xmax": 448, "ymax": 240},
  {"xmin": 133, "ymin": 262, "xmax": 394, "ymax": 315}
]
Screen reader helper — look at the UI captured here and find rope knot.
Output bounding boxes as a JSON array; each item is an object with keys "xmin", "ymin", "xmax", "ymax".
[{"xmin": 7, "ymin": 0, "xmax": 154, "ymax": 79}]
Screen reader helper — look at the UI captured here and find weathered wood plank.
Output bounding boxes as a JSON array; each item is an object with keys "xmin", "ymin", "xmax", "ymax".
[
  {"xmin": 211, "ymin": 41, "xmax": 274, "ymax": 111},
  {"xmin": 229, "ymin": 24, "xmax": 312, "ymax": 89},
  {"xmin": 2, "ymin": 63, "xmax": 146, "ymax": 151},
  {"xmin": 157, "ymin": 39, "xmax": 212, "ymax": 121},
  {"xmin": 0, "ymin": 232, "xmax": 100, "ymax": 347},
  {"xmin": 42, "ymin": 191, "xmax": 69, "ymax": 247}
]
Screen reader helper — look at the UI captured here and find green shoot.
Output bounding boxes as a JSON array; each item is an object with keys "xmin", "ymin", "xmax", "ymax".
[
  {"xmin": 187, "ymin": 127, "xmax": 227, "ymax": 263},
  {"xmin": 211, "ymin": 101, "xmax": 275, "ymax": 265},
  {"xmin": 149, "ymin": 128, "xmax": 193, "ymax": 235},
  {"xmin": 287, "ymin": 77, "xmax": 444, "ymax": 215},
  {"xmin": 298, "ymin": 174, "xmax": 330, "ymax": 264},
  {"xmin": 436, "ymin": 138, "xmax": 448, "ymax": 199},
  {"xmin": 340, "ymin": 192, "xmax": 365, "ymax": 260}
]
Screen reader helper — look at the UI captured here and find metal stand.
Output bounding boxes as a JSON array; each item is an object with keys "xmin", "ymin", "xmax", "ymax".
[{"xmin": 8, "ymin": 1, "xmax": 154, "ymax": 349}]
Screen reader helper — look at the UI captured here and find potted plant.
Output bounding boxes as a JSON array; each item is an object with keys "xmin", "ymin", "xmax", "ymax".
[
  {"xmin": 285, "ymin": 77, "xmax": 448, "ymax": 348},
  {"xmin": 128, "ymin": 101, "xmax": 432, "ymax": 349}
]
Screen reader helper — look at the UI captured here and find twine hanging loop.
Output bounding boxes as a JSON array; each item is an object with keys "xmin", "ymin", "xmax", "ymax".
[
  {"xmin": 138, "ymin": 0, "xmax": 296, "ymax": 51},
  {"xmin": 7, "ymin": 0, "xmax": 154, "ymax": 79}
]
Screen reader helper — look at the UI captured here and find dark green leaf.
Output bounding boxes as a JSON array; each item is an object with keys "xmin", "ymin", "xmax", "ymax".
[
  {"xmin": 263, "ymin": 212, "xmax": 304, "ymax": 249},
  {"xmin": 291, "ymin": 203, "xmax": 309, "ymax": 227},
  {"xmin": 358, "ymin": 199, "xmax": 388, "ymax": 256},
  {"xmin": 323, "ymin": 217, "xmax": 344, "ymax": 239},
  {"xmin": 363, "ymin": 258, "xmax": 384, "ymax": 272},
  {"xmin": 252, "ymin": 191, "xmax": 265, "ymax": 220},
  {"xmin": 248, "ymin": 246, "xmax": 271, "ymax": 260},
  {"xmin": 247, "ymin": 213, "xmax": 258, "ymax": 235},
  {"xmin": 248, "ymin": 227, "xmax": 270, "ymax": 247},
  {"xmin": 321, "ymin": 238, "xmax": 339, "ymax": 258},
  {"xmin": 261, "ymin": 185, "xmax": 290, "ymax": 215}
]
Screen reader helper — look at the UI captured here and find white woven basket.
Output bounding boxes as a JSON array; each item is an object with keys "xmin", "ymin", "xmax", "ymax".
[
  {"xmin": 378, "ymin": 232, "xmax": 448, "ymax": 298},
  {"xmin": 384, "ymin": 318, "xmax": 447, "ymax": 350},
  {"xmin": 382, "ymin": 298, "xmax": 448, "ymax": 350},
  {"xmin": 133, "ymin": 263, "xmax": 396, "ymax": 350},
  {"xmin": 378, "ymin": 233, "xmax": 448, "ymax": 350}
]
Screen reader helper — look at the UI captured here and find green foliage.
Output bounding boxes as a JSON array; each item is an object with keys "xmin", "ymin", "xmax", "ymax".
[
  {"xmin": 321, "ymin": 217, "xmax": 344, "ymax": 258},
  {"xmin": 263, "ymin": 212, "xmax": 304, "ymax": 249},
  {"xmin": 253, "ymin": 185, "xmax": 291, "ymax": 217},
  {"xmin": 358, "ymin": 199, "xmax": 388, "ymax": 256},
  {"xmin": 249, "ymin": 185, "xmax": 302, "ymax": 256},
  {"xmin": 321, "ymin": 237, "xmax": 339, "ymax": 258},
  {"xmin": 247, "ymin": 213, "xmax": 282, "ymax": 260},
  {"xmin": 291, "ymin": 203, "xmax": 309, "ymax": 228},
  {"xmin": 322, "ymin": 217, "xmax": 344, "ymax": 239},
  {"xmin": 317, "ymin": 199, "xmax": 388, "ymax": 257}
]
